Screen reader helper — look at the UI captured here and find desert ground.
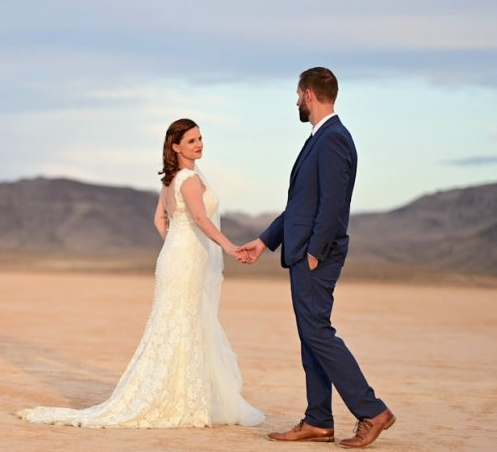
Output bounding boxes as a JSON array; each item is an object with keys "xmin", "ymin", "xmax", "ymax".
[{"xmin": 1, "ymin": 271, "xmax": 496, "ymax": 452}]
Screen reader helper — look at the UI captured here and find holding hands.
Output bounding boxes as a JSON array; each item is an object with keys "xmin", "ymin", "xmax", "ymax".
[
  {"xmin": 236, "ymin": 238, "xmax": 266, "ymax": 264},
  {"xmin": 222, "ymin": 238, "xmax": 266, "ymax": 264}
]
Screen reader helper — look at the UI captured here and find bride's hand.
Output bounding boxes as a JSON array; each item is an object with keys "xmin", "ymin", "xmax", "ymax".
[
  {"xmin": 223, "ymin": 243, "xmax": 251, "ymax": 262},
  {"xmin": 234, "ymin": 248, "xmax": 251, "ymax": 263},
  {"xmin": 222, "ymin": 242, "xmax": 240, "ymax": 258}
]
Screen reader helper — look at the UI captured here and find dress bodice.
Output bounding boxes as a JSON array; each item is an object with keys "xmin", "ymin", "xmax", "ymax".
[{"xmin": 171, "ymin": 168, "xmax": 219, "ymax": 226}]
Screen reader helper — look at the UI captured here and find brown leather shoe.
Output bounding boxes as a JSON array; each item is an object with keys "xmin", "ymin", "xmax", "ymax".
[
  {"xmin": 268, "ymin": 420, "xmax": 334, "ymax": 442},
  {"xmin": 338, "ymin": 408, "xmax": 396, "ymax": 448}
]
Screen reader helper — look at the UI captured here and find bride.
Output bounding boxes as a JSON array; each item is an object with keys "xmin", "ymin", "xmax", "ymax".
[{"xmin": 16, "ymin": 118, "xmax": 265, "ymax": 428}]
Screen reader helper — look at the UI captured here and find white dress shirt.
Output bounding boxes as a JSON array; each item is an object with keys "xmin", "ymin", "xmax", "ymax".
[{"xmin": 312, "ymin": 112, "xmax": 336, "ymax": 135}]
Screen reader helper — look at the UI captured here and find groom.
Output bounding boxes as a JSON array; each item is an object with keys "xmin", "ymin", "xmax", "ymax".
[{"xmin": 241, "ymin": 67, "xmax": 395, "ymax": 448}]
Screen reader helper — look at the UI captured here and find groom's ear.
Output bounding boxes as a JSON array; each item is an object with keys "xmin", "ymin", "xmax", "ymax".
[{"xmin": 306, "ymin": 89, "xmax": 315, "ymax": 102}]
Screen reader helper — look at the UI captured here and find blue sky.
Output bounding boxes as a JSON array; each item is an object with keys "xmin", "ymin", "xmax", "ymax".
[{"xmin": 1, "ymin": 0, "xmax": 496, "ymax": 214}]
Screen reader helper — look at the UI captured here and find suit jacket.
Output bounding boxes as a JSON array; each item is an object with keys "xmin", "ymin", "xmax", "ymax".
[{"xmin": 260, "ymin": 115, "xmax": 357, "ymax": 268}]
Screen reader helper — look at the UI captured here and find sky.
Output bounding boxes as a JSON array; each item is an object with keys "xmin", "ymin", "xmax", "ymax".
[{"xmin": 1, "ymin": 0, "xmax": 496, "ymax": 214}]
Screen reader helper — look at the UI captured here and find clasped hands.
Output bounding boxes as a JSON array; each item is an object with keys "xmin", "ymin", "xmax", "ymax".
[{"xmin": 226, "ymin": 238, "xmax": 266, "ymax": 264}]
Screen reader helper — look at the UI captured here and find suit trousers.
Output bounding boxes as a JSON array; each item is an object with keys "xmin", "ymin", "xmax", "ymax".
[{"xmin": 289, "ymin": 256, "xmax": 387, "ymax": 428}]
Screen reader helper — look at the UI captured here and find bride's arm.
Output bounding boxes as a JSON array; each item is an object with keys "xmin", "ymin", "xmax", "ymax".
[
  {"xmin": 153, "ymin": 186, "xmax": 169, "ymax": 240},
  {"xmin": 181, "ymin": 175, "xmax": 238, "ymax": 256}
]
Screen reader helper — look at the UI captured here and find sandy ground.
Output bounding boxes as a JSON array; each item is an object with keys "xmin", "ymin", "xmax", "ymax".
[{"xmin": 1, "ymin": 271, "xmax": 496, "ymax": 452}]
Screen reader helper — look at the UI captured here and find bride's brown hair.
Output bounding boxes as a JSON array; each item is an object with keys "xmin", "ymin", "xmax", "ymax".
[{"xmin": 158, "ymin": 118, "xmax": 198, "ymax": 186}]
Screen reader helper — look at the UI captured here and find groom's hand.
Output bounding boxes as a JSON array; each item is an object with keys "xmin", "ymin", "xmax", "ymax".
[
  {"xmin": 307, "ymin": 253, "xmax": 319, "ymax": 270},
  {"xmin": 238, "ymin": 238, "xmax": 266, "ymax": 264}
]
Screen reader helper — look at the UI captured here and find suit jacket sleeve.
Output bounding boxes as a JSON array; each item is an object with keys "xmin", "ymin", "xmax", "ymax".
[
  {"xmin": 259, "ymin": 211, "xmax": 284, "ymax": 251},
  {"xmin": 307, "ymin": 134, "xmax": 352, "ymax": 261}
]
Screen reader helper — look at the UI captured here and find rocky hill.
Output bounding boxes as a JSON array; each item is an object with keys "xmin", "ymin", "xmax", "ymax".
[
  {"xmin": 348, "ymin": 183, "xmax": 497, "ymax": 274},
  {"xmin": 0, "ymin": 177, "xmax": 162, "ymax": 252}
]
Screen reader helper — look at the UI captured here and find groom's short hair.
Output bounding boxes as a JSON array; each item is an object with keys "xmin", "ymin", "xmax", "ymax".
[{"xmin": 299, "ymin": 67, "xmax": 338, "ymax": 103}]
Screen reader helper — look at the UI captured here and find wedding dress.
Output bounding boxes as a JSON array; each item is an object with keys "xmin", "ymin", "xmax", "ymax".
[{"xmin": 17, "ymin": 167, "xmax": 264, "ymax": 428}]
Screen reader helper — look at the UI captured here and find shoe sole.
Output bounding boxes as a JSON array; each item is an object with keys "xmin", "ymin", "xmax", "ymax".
[
  {"xmin": 267, "ymin": 435, "xmax": 335, "ymax": 442},
  {"xmin": 384, "ymin": 415, "xmax": 396, "ymax": 430}
]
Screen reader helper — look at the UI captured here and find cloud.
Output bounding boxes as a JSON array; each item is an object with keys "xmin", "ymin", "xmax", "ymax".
[
  {"xmin": 443, "ymin": 156, "xmax": 497, "ymax": 166},
  {"xmin": 1, "ymin": 0, "xmax": 496, "ymax": 117}
]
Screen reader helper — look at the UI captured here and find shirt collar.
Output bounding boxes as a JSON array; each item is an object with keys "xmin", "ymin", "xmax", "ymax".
[{"xmin": 311, "ymin": 112, "xmax": 336, "ymax": 136}]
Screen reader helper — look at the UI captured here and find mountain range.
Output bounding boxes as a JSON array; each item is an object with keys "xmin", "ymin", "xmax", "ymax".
[
  {"xmin": 347, "ymin": 182, "xmax": 497, "ymax": 274},
  {"xmin": 0, "ymin": 177, "xmax": 496, "ymax": 276}
]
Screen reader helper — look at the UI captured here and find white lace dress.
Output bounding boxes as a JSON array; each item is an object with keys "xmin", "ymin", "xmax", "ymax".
[{"xmin": 16, "ymin": 168, "xmax": 264, "ymax": 428}]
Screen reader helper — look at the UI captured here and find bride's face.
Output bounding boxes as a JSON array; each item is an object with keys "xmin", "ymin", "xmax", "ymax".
[{"xmin": 173, "ymin": 127, "xmax": 203, "ymax": 163}]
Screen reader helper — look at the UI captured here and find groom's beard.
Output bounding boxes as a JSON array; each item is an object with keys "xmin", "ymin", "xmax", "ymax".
[{"xmin": 299, "ymin": 100, "xmax": 310, "ymax": 123}]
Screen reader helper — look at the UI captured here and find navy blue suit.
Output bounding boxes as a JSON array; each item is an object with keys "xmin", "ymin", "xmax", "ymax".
[{"xmin": 260, "ymin": 115, "xmax": 386, "ymax": 428}]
